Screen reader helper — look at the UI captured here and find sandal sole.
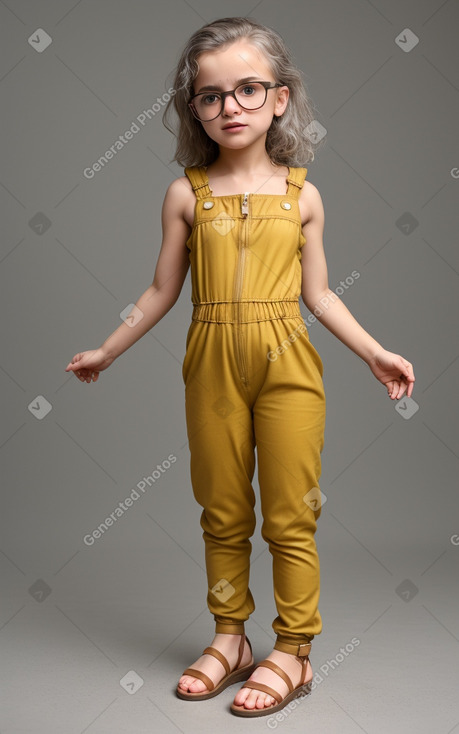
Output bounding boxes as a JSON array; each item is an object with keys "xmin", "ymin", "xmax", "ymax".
[
  {"xmin": 230, "ymin": 679, "xmax": 313, "ymax": 717},
  {"xmin": 176, "ymin": 662, "xmax": 257, "ymax": 701}
]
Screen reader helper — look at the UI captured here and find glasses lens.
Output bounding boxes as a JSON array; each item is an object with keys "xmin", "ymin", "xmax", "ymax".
[
  {"xmin": 192, "ymin": 92, "xmax": 221, "ymax": 121},
  {"xmin": 192, "ymin": 82, "xmax": 268, "ymax": 121},
  {"xmin": 234, "ymin": 82, "xmax": 267, "ymax": 109}
]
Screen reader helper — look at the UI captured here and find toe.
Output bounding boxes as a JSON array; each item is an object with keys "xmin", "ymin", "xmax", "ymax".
[
  {"xmin": 188, "ymin": 678, "xmax": 207, "ymax": 693},
  {"xmin": 246, "ymin": 690, "xmax": 260, "ymax": 710},
  {"xmin": 256, "ymin": 693, "xmax": 267, "ymax": 709},
  {"xmin": 233, "ymin": 686, "xmax": 276, "ymax": 710},
  {"xmin": 236, "ymin": 687, "xmax": 257, "ymax": 709},
  {"xmin": 256, "ymin": 692, "xmax": 274, "ymax": 709},
  {"xmin": 178, "ymin": 676, "xmax": 207, "ymax": 693},
  {"xmin": 233, "ymin": 685, "xmax": 250, "ymax": 706}
]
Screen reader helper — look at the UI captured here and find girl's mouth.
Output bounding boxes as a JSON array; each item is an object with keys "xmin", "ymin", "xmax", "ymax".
[{"xmin": 222, "ymin": 123, "xmax": 247, "ymax": 130}]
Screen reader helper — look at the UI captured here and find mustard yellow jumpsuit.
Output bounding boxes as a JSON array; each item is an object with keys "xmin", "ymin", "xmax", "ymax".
[{"xmin": 181, "ymin": 165, "xmax": 326, "ymax": 657}]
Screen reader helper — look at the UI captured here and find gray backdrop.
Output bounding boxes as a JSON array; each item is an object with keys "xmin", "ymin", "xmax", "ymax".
[{"xmin": 1, "ymin": 1, "xmax": 458, "ymax": 732}]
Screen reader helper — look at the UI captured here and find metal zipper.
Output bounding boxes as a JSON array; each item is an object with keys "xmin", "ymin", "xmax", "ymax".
[{"xmin": 234, "ymin": 192, "xmax": 250, "ymax": 385}]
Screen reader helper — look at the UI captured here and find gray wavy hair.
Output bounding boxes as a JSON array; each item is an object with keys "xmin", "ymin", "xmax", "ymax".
[{"xmin": 162, "ymin": 17, "xmax": 324, "ymax": 167}]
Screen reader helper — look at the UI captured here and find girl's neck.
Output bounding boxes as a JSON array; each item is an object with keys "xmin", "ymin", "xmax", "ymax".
[{"xmin": 209, "ymin": 145, "xmax": 278, "ymax": 178}]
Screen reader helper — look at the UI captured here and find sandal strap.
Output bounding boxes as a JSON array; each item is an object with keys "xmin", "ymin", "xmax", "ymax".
[
  {"xmin": 204, "ymin": 633, "xmax": 250, "ymax": 673},
  {"xmin": 252, "ymin": 659, "xmax": 294, "ymax": 692},
  {"xmin": 235, "ymin": 634, "xmax": 245, "ymax": 669},
  {"xmin": 242, "ymin": 680, "xmax": 283, "ymax": 705},
  {"xmin": 182, "ymin": 634, "xmax": 251, "ymax": 693},
  {"xmin": 181, "ymin": 667, "xmax": 215, "ymax": 692},
  {"xmin": 274, "ymin": 640, "xmax": 311, "ymax": 657},
  {"xmin": 202, "ymin": 646, "xmax": 230, "ymax": 676}
]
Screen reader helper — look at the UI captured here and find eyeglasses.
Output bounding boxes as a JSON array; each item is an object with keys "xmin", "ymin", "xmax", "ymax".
[{"xmin": 188, "ymin": 81, "xmax": 286, "ymax": 122}]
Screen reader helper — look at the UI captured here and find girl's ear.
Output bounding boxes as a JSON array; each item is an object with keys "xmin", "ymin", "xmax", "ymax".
[{"xmin": 274, "ymin": 86, "xmax": 289, "ymax": 117}]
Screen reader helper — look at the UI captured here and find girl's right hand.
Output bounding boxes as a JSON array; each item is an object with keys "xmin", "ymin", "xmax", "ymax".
[{"xmin": 65, "ymin": 348, "xmax": 115, "ymax": 383}]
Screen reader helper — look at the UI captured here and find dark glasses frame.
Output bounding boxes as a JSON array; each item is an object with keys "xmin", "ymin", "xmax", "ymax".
[{"xmin": 188, "ymin": 81, "xmax": 286, "ymax": 121}]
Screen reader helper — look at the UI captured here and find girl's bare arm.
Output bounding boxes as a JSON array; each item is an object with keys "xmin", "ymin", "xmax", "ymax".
[
  {"xmin": 300, "ymin": 183, "xmax": 384, "ymax": 364},
  {"xmin": 300, "ymin": 183, "xmax": 415, "ymax": 398},
  {"xmin": 101, "ymin": 179, "xmax": 191, "ymax": 361}
]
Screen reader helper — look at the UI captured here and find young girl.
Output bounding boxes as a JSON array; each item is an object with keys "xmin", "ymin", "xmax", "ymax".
[{"xmin": 65, "ymin": 17, "xmax": 415, "ymax": 718}]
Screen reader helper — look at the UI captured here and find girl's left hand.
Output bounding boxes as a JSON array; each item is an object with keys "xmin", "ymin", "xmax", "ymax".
[{"xmin": 367, "ymin": 349, "xmax": 415, "ymax": 400}]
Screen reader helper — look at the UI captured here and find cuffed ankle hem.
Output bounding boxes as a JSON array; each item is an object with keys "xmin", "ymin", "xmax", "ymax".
[
  {"xmin": 214, "ymin": 621, "xmax": 246, "ymax": 635},
  {"xmin": 274, "ymin": 635, "xmax": 313, "ymax": 657}
]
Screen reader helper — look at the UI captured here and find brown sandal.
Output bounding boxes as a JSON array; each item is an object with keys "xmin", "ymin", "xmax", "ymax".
[
  {"xmin": 176, "ymin": 633, "xmax": 256, "ymax": 701},
  {"xmin": 230, "ymin": 641, "xmax": 313, "ymax": 717}
]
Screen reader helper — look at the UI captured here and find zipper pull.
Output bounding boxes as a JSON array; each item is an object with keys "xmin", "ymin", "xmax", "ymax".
[{"xmin": 241, "ymin": 192, "xmax": 249, "ymax": 216}]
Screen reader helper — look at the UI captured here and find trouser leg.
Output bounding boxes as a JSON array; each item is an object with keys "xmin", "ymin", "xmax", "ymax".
[
  {"xmin": 183, "ymin": 322, "xmax": 257, "ymax": 633},
  {"xmin": 253, "ymin": 319, "xmax": 326, "ymax": 649}
]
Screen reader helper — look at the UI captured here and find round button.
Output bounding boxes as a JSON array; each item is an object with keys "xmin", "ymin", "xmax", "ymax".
[
  {"xmin": 203, "ymin": 201, "xmax": 214, "ymax": 209},
  {"xmin": 281, "ymin": 200, "xmax": 292, "ymax": 210}
]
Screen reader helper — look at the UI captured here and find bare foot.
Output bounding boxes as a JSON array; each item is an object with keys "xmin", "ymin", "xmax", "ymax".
[
  {"xmin": 177, "ymin": 633, "xmax": 253, "ymax": 694},
  {"xmin": 233, "ymin": 649, "xmax": 312, "ymax": 711}
]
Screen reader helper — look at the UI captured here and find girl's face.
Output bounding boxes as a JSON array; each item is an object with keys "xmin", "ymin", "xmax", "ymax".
[{"xmin": 191, "ymin": 39, "xmax": 289, "ymax": 151}]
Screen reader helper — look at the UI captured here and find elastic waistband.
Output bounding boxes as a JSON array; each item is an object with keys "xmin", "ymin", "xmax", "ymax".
[{"xmin": 191, "ymin": 299, "xmax": 302, "ymax": 323}]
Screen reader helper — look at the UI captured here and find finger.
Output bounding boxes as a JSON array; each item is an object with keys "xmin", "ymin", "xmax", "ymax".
[
  {"xmin": 394, "ymin": 372, "xmax": 408, "ymax": 399},
  {"xmin": 392, "ymin": 381, "xmax": 401, "ymax": 399},
  {"xmin": 68, "ymin": 357, "xmax": 85, "ymax": 372},
  {"xmin": 406, "ymin": 370, "xmax": 415, "ymax": 395},
  {"xmin": 395, "ymin": 383, "xmax": 406, "ymax": 400},
  {"xmin": 398, "ymin": 367, "xmax": 415, "ymax": 399},
  {"xmin": 75, "ymin": 369, "xmax": 86, "ymax": 381},
  {"xmin": 398, "ymin": 370, "xmax": 414, "ymax": 399},
  {"xmin": 400, "ymin": 359, "xmax": 415, "ymax": 383},
  {"xmin": 78, "ymin": 368, "xmax": 92, "ymax": 379}
]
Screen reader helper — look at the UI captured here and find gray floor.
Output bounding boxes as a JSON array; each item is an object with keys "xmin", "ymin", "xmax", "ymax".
[{"xmin": 2, "ymin": 502, "xmax": 458, "ymax": 734}]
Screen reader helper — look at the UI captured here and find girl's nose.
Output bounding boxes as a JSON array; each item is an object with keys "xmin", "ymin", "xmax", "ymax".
[{"xmin": 222, "ymin": 95, "xmax": 242, "ymax": 116}]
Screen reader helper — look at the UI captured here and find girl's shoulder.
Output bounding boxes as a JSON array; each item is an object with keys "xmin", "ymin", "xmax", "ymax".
[
  {"xmin": 163, "ymin": 174, "xmax": 198, "ymax": 229},
  {"xmin": 164, "ymin": 173, "xmax": 195, "ymax": 201},
  {"xmin": 298, "ymin": 178, "xmax": 324, "ymax": 227}
]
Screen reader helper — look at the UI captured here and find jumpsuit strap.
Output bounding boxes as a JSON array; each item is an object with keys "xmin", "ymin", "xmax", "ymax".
[
  {"xmin": 184, "ymin": 166, "xmax": 213, "ymax": 199},
  {"xmin": 184, "ymin": 164, "xmax": 307, "ymax": 199},
  {"xmin": 286, "ymin": 166, "xmax": 308, "ymax": 199}
]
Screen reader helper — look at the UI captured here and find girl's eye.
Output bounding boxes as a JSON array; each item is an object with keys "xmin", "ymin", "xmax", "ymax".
[
  {"xmin": 241, "ymin": 85, "xmax": 256, "ymax": 96},
  {"xmin": 202, "ymin": 94, "xmax": 220, "ymax": 105}
]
